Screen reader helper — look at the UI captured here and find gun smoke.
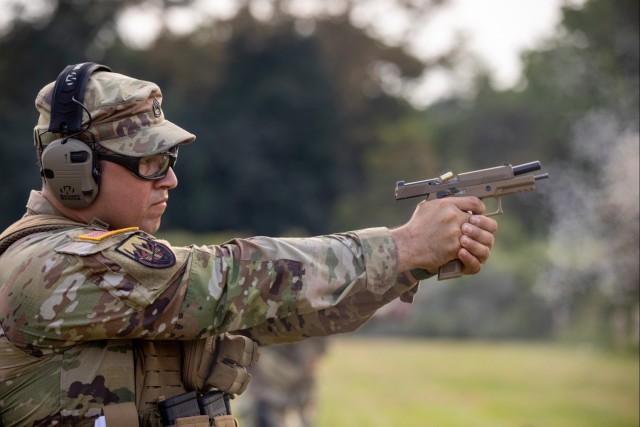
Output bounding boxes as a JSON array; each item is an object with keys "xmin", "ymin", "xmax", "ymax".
[{"xmin": 535, "ymin": 110, "xmax": 639, "ymax": 345}]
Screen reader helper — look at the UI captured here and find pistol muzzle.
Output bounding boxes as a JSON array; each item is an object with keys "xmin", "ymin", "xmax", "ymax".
[{"xmin": 513, "ymin": 161, "xmax": 542, "ymax": 175}]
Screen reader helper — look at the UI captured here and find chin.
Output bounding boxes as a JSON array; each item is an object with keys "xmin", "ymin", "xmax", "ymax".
[{"xmin": 143, "ymin": 220, "xmax": 162, "ymax": 234}]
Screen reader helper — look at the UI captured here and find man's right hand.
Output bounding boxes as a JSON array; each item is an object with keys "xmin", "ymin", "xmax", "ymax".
[{"xmin": 390, "ymin": 197, "xmax": 498, "ymax": 276}]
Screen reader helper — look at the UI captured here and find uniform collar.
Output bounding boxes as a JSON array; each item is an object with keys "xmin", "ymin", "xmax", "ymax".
[
  {"xmin": 25, "ymin": 190, "xmax": 63, "ymax": 216},
  {"xmin": 24, "ymin": 190, "xmax": 110, "ymax": 230}
]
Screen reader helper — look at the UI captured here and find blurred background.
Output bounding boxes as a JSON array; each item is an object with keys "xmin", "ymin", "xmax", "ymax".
[{"xmin": 0, "ymin": 0, "xmax": 637, "ymax": 426}]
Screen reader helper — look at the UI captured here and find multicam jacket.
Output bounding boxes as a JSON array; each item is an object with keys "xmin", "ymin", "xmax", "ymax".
[{"xmin": 0, "ymin": 191, "xmax": 418, "ymax": 426}]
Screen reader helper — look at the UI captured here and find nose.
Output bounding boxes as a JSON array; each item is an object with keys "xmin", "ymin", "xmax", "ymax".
[{"xmin": 156, "ymin": 167, "xmax": 178, "ymax": 190}]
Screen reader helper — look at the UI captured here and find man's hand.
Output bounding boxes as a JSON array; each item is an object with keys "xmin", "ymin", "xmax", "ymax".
[{"xmin": 390, "ymin": 197, "xmax": 498, "ymax": 275}]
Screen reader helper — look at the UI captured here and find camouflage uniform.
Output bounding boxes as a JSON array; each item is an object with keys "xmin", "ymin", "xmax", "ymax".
[
  {"xmin": 0, "ymin": 68, "xmax": 419, "ymax": 426},
  {"xmin": 238, "ymin": 338, "xmax": 329, "ymax": 427}
]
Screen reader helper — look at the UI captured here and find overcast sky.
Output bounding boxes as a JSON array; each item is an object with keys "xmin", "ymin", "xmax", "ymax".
[
  {"xmin": 115, "ymin": 0, "xmax": 583, "ymax": 106},
  {"xmin": 1, "ymin": 0, "xmax": 584, "ymax": 106},
  {"xmin": 407, "ymin": 0, "xmax": 584, "ymax": 104}
]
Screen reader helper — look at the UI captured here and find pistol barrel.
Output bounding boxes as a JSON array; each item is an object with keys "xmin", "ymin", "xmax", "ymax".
[{"xmin": 513, "ymin": 161, "xmax": 542, "ymax": 176}]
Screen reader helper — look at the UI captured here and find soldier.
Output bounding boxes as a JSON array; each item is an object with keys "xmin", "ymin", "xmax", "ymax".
[
  {"xmin": 0, "ymin": 63, "xmax": 497, "ymax": 426},
  {"xmin": 237, "ymin": 338, "xmax": 329, "ymax": 427}
]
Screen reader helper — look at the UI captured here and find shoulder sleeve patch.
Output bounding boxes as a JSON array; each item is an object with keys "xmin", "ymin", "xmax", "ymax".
[
  {"xmin": 116, "ymin": 233, "xmax": 176, "ymax": 269},
  {"xmin": 78, "ymin": 227, "xmax": 139, "ymax": 241}
]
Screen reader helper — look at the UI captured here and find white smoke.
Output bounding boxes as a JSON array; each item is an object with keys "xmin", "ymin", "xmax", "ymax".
[{"xmin": 536, "ymin": 110, "xmax": 639, "ymax": 315}]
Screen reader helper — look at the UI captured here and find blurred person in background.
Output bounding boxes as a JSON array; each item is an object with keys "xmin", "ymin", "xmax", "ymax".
[{"xmin": 238, "ymin": 338, "xmax": 328, "ymax": 427}]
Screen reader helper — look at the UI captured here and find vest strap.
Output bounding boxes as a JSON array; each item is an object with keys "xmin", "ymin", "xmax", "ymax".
[
  {"xmin": 213, "ymin": 415, "xmax": 239, "ymax": 427},
  {"xmin": 0, "ymin": 214, "xmax": 85, "ymax": 256},
  {"xmin": 102, "ymin": 402, "xmax": 140, "ymax": 427},
  {"xmin": 175, "ymin": 415, "xmax": 209, "ymax": 426}
]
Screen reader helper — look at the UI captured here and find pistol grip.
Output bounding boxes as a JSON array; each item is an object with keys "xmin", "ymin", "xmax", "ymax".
[{"xmin": 438, "ymin": 259, "xmax": 463, "ymax": 280}]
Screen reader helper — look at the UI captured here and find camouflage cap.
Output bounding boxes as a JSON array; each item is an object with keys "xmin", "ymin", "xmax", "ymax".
[{"xmin": 34, "ymin": 69, "xmax": 195, "ymax": 156}]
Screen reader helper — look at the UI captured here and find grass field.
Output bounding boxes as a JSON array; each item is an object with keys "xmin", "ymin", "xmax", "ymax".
[{"xmin": 313, "ymin": 338, "xmax": 639, "ymax": 427}]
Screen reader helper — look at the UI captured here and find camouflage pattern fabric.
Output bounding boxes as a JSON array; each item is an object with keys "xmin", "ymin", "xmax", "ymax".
[
  {"xmin": 238, "ymin": 337, "xmax": 329, "ymax": 427},
  {"xmin": 34, "ymin": 69, "xmax": 196, "ymax": 157},
  {"xmin": 0, "ymin": 191, "xmax": 419, "ymax": 426}
]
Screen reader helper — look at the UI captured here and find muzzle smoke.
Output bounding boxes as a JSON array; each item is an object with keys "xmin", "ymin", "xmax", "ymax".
[{"xmin": 536, "ymin": 110, "xmax": 639, "ymax": 342}]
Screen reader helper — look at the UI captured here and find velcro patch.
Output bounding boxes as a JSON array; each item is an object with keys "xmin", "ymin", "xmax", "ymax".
[
  {"xmin": 116, "ymin": 234, "xmax": 176, "ymax": 269},
  {"xmin": 78, "ymin": 227, "xmax": 139, "ymax": 242}
]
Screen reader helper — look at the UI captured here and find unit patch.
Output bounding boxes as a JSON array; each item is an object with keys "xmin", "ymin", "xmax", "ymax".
[
  {"xmin": 115, "ymin": 234, "xmax": 176, "ymax": 268},
  {"xmin": 78, "ymin": 227, "xmax": 139, "ymax": 241}
]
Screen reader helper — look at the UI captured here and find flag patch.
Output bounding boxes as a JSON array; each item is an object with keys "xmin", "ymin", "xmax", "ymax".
[
  {"xmin": 78, "ymin": 227, "xmax": 139, "ymax": 241},
  {"xmin": 115, "ymin": 234, "xmax": 176, "ymax": 268}
]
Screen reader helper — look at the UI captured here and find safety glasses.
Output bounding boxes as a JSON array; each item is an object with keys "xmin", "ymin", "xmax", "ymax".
[{"xmin": 97, "ymin": 146, "xmax": 178, "ymax": 180}]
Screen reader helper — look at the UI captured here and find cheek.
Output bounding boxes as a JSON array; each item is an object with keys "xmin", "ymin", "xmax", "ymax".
[
  {"xmin": 100, "ymin": 173, "xmax": 139, "ymax": 204},
  {"xmin": 108, "ymin": 184, "xmax": 141, "ymax": 205},
  {"xmin": 97, "ymin": 163, "xmax": 150, "ymax": 221}
]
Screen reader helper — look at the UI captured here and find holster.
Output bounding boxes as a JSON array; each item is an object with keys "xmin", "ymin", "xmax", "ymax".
[
  {"xmin": 134, "ymin": 335, "xmax": 258, "ymax": 426},
  {"xmin": 182, "ymin": 333, "xmax": 260, "ymax": 396}
]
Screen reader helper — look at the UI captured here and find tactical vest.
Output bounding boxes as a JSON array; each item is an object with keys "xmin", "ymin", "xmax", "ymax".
[{"xmin": 0, "ymin": 215, "xmax": 259, "ymax": 427}]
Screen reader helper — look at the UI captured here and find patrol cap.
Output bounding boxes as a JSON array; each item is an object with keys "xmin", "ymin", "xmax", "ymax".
[{"xmin": 34, "ymin": 69, "xmax": 195, "ymax": 156}]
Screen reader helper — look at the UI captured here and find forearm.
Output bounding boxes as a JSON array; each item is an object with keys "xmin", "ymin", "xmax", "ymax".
[
  {"xmin": 237, "ymin": 271, "xmax": 419, "ymax": 346},
  {"xmin": 180, "ymin": 227, "xmax": 402, "ymax": 335}
]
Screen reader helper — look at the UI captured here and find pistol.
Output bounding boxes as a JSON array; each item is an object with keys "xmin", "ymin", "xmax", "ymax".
[{"xmin": 395, "ymin": 161, "xmax": 549, "ymax": 280}]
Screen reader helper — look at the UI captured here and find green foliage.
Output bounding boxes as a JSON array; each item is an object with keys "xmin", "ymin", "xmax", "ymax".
[
  {"xmin": 154, "ymin": 18, "xmax": 344, "ymax": 235},
  {"xmin": 156, "ymin": 229, "xmax": 249, "ymax": 246},
  {"xmin": 334, "ymin": 112, "xmax": 440, "ymax": 230},
  {"xmin": 360, "ymin": 236, "xmax": 553, "ymax": 340}
]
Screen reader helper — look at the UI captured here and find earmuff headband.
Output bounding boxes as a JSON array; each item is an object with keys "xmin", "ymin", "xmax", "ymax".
[{"xmin": 48, "ymin": 62, "xmax": 111, "ymax": 134}]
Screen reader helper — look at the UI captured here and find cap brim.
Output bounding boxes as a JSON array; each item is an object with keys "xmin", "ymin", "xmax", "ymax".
[{"xmin": 97, "ymin": 119, "xmax": 195, "ymax": 157}]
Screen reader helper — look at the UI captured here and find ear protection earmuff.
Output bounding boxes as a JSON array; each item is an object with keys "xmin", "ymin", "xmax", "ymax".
[{"xmin": 40, "ymin": 62, "xmax": 111, "ymax": 209}]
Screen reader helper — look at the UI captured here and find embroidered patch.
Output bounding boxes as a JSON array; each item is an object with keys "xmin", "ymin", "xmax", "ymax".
[
  {"xmin": 78, "ymin": 227, "xmax": 139, "ymax": 242},
  {"xmin": 115, "ymin": 234, "xmax": 176, "ymax": 268}
]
